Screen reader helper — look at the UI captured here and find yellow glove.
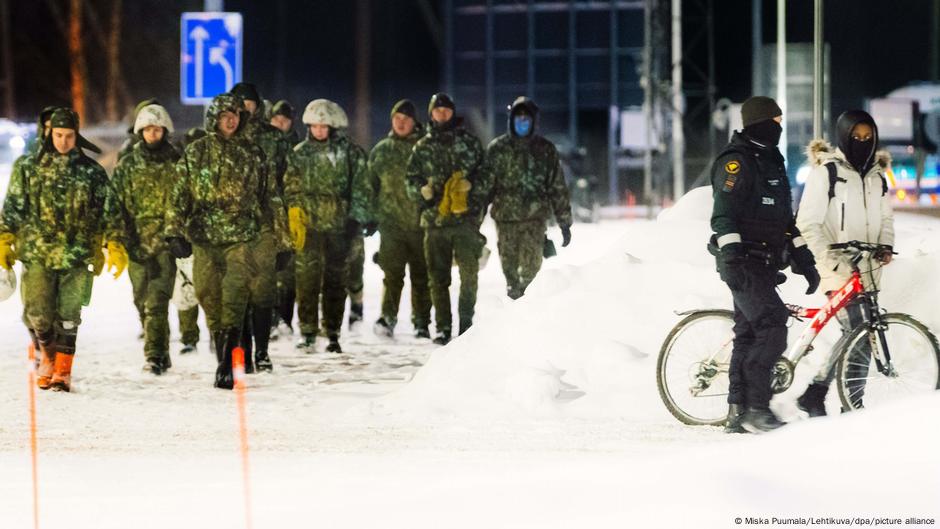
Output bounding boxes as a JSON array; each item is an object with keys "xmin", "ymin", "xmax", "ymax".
[
  {"xmin": 288, "ymin": 207, "xmax": 308, "ymax": 251},
  {"xmin": 105, "ymin": 241, "xmax": 128, "ymax": 279},
  {"xmin": 438, "ymin": 177, "xmax": 454, "ymax": 217},
  {"xmin": 449, "ymin": 171, "xmax": 472, "ymax": 215},
  {"xmin": 0, "ymin": 232, "xmax": 16, "ymax": 271},
  {"xmin": 92, "ymin": 236, "xmax": 105, "ymax": 276}
]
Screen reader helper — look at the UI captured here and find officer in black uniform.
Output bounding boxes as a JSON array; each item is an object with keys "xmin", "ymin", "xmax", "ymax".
[{"xmin": 710, "ymin": 96, "xmax": 820, "ymax": 434}]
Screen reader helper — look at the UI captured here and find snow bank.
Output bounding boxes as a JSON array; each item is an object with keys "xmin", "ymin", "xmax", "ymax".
[{"xmin": 370, "ymin": 187, "xmax": 940, "ymax": 420}]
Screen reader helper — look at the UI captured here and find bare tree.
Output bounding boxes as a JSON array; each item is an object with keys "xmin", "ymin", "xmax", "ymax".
[
  {"xmin": 105, "ymin": 0, "xmax": 123, "ymax": 122},
  {"xmin": 68, "ymin": 0, "xmax": 88, "ymax": 121}
]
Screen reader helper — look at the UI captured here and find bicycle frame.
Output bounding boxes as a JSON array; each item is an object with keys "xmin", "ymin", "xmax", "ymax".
[{"xmin": 782, "ymin": 269, "xmax": 866, "ymax": 368}]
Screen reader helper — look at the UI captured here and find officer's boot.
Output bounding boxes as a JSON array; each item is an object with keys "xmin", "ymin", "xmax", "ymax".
[
  {"xmin": 253, "ymin": 307, "xmax": 274, "ymax": 372},
  {"xmin": 796, "ymin": 383, "xmax": 829, "ymax": 418},
  {"xmin": 741, "ymin": 406, "xmax": 786, "ymax": 434},
  {"xmin": 212, "ymin": 330, "xmax": 225, "ymax": 364},
  {"xmin": 214, "ymin": 328, "xmax": 240, "ymax": 390},
  {"xmin": 373, "ymin": 317, "xmax": 394, "ymax": 338},
  {"xmin": 723, "ymin": 403, "xmax": 748, "ymax": 434},
  {"xmin": 240, "ymin": 312, "xmax": 255, "ymax": 375},
  {"xmin": 326, "ymin": 334, "xmax": 342, "ymax": 354}
]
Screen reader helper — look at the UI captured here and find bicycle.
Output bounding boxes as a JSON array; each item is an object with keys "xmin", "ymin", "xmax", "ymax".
[{"xmin": 656, "ymin": 241, "xmax": 940, "ymax": 426}]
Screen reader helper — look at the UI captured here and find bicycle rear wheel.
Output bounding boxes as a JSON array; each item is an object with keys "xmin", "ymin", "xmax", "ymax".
[
  {"xmin": 836, "ymin": 313, "xmax": 940, "ymax": 412},
  {"xmin": 656, "ymin": 310, "xmax": 735, "ymax": 426}
]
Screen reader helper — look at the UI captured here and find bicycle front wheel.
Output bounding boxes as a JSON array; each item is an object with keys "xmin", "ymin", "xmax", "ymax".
[
  {"xmin": 836, "ymin": 313, "xmax": 940, "ymax": 412},
  {"xmin": 656, "ymin": 310, "xmax": 735, "ymax": 426}
]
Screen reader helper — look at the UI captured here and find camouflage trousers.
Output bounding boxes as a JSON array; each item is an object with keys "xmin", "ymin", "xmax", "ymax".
[
  {"xmin": 275, "ymin": 255, "xmax": 296, "ymax": 326},
  {"xmin": 425, "ymin": 224, "xmax": 484, "ymax": 335},
  {"xmin": 378, "ymin": 226, "xmax": 431, "ymax": 329},
  {"xmin": 295, "ymin": 230, "xmax": 350, "ymax": 336},
  {"xmin": 21, "ymin": 263, "xmax": 93, "ymax": 355},
  {"xmin": 128, "ymin": 253, "xmax": 176, "ymax": 362},
  {"xmin": 192, "ymin": 240, "xmax": 257, "ymax": 333},
  {"xmin": 346, "ymin": 234, "xmax": 365, "ymax": 304},
  {"xmin": 247, "ymin": 229, "xmax": 278, "ymax": 309},
  {"xmin": 496, "ymin": 220, "xmax": 546, "ymax": 299},
  {"xmin": 131, "ymin": 261, "xmax": 200, "ymax": 345}
]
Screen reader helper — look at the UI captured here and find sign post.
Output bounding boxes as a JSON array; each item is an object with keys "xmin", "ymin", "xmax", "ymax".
[{"xmin": 180, "ymin": 12, "xmax": 243, "ymax": 105}]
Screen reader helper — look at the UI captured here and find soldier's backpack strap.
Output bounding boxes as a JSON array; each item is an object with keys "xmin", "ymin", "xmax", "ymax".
[{"xmin": 826, "ymin": 162, "xmax": 846, "ymax": 201}]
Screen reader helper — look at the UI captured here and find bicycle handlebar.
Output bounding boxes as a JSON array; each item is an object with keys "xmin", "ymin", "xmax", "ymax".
[{"xmin": 829, "ymin": 241, "xmax": 897, "ymax": 255}]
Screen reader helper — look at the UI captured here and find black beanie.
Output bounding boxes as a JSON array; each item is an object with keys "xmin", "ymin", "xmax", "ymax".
[
  {"xmin": 741, "ymin": 96, "xmax": 782, "ymax": 127},
  {"xmin": 230, "ymin": 82, "xmax": 261, "ymax": 104},
  {"xmin": 391, "ymin": 99, "xmax": 417, "ymax": 121},
  {"xmin": 271, "ymin": 100, "xmax": 294, "ymax": 120},
  {"xmin": 427, "ymin": 93, "xmax": 455, "ymax": 117}
]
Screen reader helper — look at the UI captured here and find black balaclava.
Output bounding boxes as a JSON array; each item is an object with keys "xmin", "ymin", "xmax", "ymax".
[
  {"xmin": 836, "ymin": 110, "xmax": 879, "ymax": 175},
  {"xmin": 741, "ymin": 95, "xmax": 783, "ymax": 147}
]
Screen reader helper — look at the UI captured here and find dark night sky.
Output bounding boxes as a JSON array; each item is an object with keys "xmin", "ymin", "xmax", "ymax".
[{"xmin": 5, "ymin": 0, "xmax": 936, "ymax": 144}]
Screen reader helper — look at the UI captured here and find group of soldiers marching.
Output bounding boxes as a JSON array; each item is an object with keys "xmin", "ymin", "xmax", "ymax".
[{"xmin": 0, "ymin": 84, "xmax": 573, "ymax": 391}]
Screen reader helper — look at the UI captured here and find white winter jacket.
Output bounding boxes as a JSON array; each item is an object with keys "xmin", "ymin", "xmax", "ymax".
[{"xmin": 796, "ymin": 140, "xmax": 894, "ymax": 293}]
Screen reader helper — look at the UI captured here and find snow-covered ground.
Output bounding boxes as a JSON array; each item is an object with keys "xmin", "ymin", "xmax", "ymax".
[{"xmin": 1, "ymin": 187, "xmax": 939, "ymax": 528}]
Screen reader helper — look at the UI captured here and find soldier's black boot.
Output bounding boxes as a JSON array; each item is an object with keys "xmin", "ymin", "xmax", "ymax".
[
  {"xmin": 212, "ymin": 330, "xmax": 225, "ymax": 364},
  {"xmin": 214, "ymin": 328, "xmax": 239, "ymax": 390},
  {"xmin": 373, "ymin": 317, "xmax": 394, "ymax": 338},
  {"xmin": 240, "ymin": 312, "xmax": 255, "ymax": 375},
  {"xmin": 414, "ymin": 326, "xmax": 431, "ymax": 339},
  {"xmin": 433, "ymin": 330, "xmax": 451, "ymax": 345},
  {"xmin": 741, "ymin": 406, "xmax": 786, "ymax": 433},
  {"xmin": 326, "ymin": 334, "xmax": 342, "ymax": 354},
  {"xmin": 296, "ymin": 333, "xmax": 317, "ymax": 353},
  {"xmin": 723, "ymin": 403, "xmax": 748, "ymax": 434},
  {"xmin": 253, "ymin": 307, "xmax": 274, "ymax": 372},
  {"xmin": 797, "ymin": 383, "xmax": 829, "ymax": 417},
  {"xmin": 348, "ymin": 302, "xmax": 364, "ymax": 330}
]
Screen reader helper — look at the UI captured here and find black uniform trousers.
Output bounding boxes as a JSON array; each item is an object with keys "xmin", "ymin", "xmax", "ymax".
[{"xmin": 727, "ymin": 262, "xmax": 790, "ymax": 409}]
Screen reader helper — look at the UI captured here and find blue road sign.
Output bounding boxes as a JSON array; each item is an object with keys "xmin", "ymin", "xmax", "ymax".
[{"xmin": 180, "ymin": 12, "xmax": 243, "ymax": 105}]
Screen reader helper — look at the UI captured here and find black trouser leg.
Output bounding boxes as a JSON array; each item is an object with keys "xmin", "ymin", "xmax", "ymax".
[
  {"xmin": 729, "ymin": 264, "xmax": 790, "ymax": 409},
  {"xmin": 252, "ymin": 305, "xmax": 273, "ymax": 371}
]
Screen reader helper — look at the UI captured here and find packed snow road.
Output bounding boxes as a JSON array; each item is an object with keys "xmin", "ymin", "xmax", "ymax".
[{"xmin": 1, "ymin": 188, "xmax": 938, "ymax": 528}]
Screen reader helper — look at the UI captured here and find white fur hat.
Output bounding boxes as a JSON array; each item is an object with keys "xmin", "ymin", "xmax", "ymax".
[
  {"xmin": 134, "ymin": 104, "xmax": 174, "ymax": 135},
  {"xmin": 302, "ymin": 99, "xmax": 348, "ymax": 128}
]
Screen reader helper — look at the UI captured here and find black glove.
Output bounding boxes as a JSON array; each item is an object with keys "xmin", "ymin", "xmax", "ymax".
[
  {"xmin": 790, "ymin": 244, "xmax": 820, "ymax": 295},
  {"xmin": 560, "ymin": 225, "xmax": 572, "ymax": 247},
  {"xmin": 345, "ymin": 219, "xmax": 361, "ymax": 239},
  {"xmin": 275, "ymin": 250, "xmax": 292, "ymax": 272},
  {"xmin": 718, "ymin": 242, "xmax": 746, "ymax": 291},
  {"xmin": 362, "ymin": 222, "xmax": 378, "ymax": 237},
  {"xmin": 166, "ymin": 237, "xmax": 192, "ymax": 259}
]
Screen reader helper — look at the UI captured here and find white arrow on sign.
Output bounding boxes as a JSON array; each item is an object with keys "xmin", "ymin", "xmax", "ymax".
[
  {"xmin": 189, "ymin": 25, "xmax": 209, "ymax": 98},
  {"xmin": 209, "ymin": 42, "xmax": 234, "ymax": 91}
]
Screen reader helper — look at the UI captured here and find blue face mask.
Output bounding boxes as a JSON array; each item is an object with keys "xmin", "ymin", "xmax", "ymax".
[{"xmin": 513, "ymin": 115, "xmax": 533, "ymax": 137}]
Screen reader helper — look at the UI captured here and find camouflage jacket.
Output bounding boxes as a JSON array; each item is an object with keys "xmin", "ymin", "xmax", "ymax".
[
  {"xmin": 242, "ymin": 114, "xmax": 292, "ymax": 193},
  {"xmin": 0, "ymin": 149, "xmax": 122, "ymax": 270},
  {"xmin": 369, "ymin": 128, "xmax": 423, "ymax": 231},
  {"xmin": 405, "ymin": 122, "xmax": 486, "ymax": 229},
  {"xmin": 283, "ymin": 134, "xmax": 371, "ymax": 233},
  {"xmin": 166, "ymin": 131, "xmax": 288, "ymax": 249},
  {"xmin": 481, "ymin": 133, "xmax": 573, "ymax": 226},
  {"xmin": 111, "ymin": 141, "xmax": 180, "ymax": 260}
]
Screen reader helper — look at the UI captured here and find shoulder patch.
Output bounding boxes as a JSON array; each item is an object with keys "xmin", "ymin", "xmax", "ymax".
[{"xmin": 724, "ymin": 160, "xmax": 741, "ymax": 174}]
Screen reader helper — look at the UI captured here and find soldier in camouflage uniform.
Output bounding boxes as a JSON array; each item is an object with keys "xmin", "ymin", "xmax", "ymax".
[
  {"xmin": 175, "ymin": 128, "xmax": 208, "ymax": 352},
  {"xmin": 371, "ymin": 99, "xmax": 432, "ymax": 338},
  {"xmin": 118, "ymin": 98, "xmax": 160, "ymax": 161},
  {"xmin": 283, "ymin": 99, "xmax": 371, "ymax": 354},
  {"xmin": 165, "ymin": 93, "xmax": 287, "ymax": 390},
  {"xmin": 230, "ymin": 82, "xmax": 293, "ymax": 372},
  {"xmin": 405, "ymin": 93, "xmax": 487, "ymax": 344},
  {"xmin": 112, "ymin": 104, "xmax": 181, "ymax": 375},
  {"xmin": 267, "ymin": 99, "xmax": 300, "ymax": 334},
  {"xmin": 0, "ymin": 108, "xmax": 127, "ymax": 392},
  {"xmin": 481, "ymin": 97, "xmax": 573, "ymax": 299}
]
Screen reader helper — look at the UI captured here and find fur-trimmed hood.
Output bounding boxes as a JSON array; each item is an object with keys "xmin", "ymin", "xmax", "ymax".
[{"xmin": 804, "ymin": 138, "xmax": 891, "ymax": 172}]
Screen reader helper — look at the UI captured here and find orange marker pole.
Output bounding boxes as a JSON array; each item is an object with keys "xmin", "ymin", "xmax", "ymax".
[
  {"xmin": 26, "ymin": 343, "xmax": 39, "ymax": 529},
  {"xmin": 232, "ymin": 346, "xmax": 253, "ymax": 529}
]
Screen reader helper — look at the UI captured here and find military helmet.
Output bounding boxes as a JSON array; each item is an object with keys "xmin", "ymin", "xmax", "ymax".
[
  {"xmin": 302, "ymin": 99, "xmax": 348, "ymax": 128},
  {"xmin": 133, "ymin": 104, "xmax": 175, "ymax": 135}
]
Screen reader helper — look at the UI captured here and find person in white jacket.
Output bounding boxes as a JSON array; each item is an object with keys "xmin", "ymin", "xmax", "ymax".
[{"xmin": 794, "ymin": 110, "xmax": 894, "ymax": 416}]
